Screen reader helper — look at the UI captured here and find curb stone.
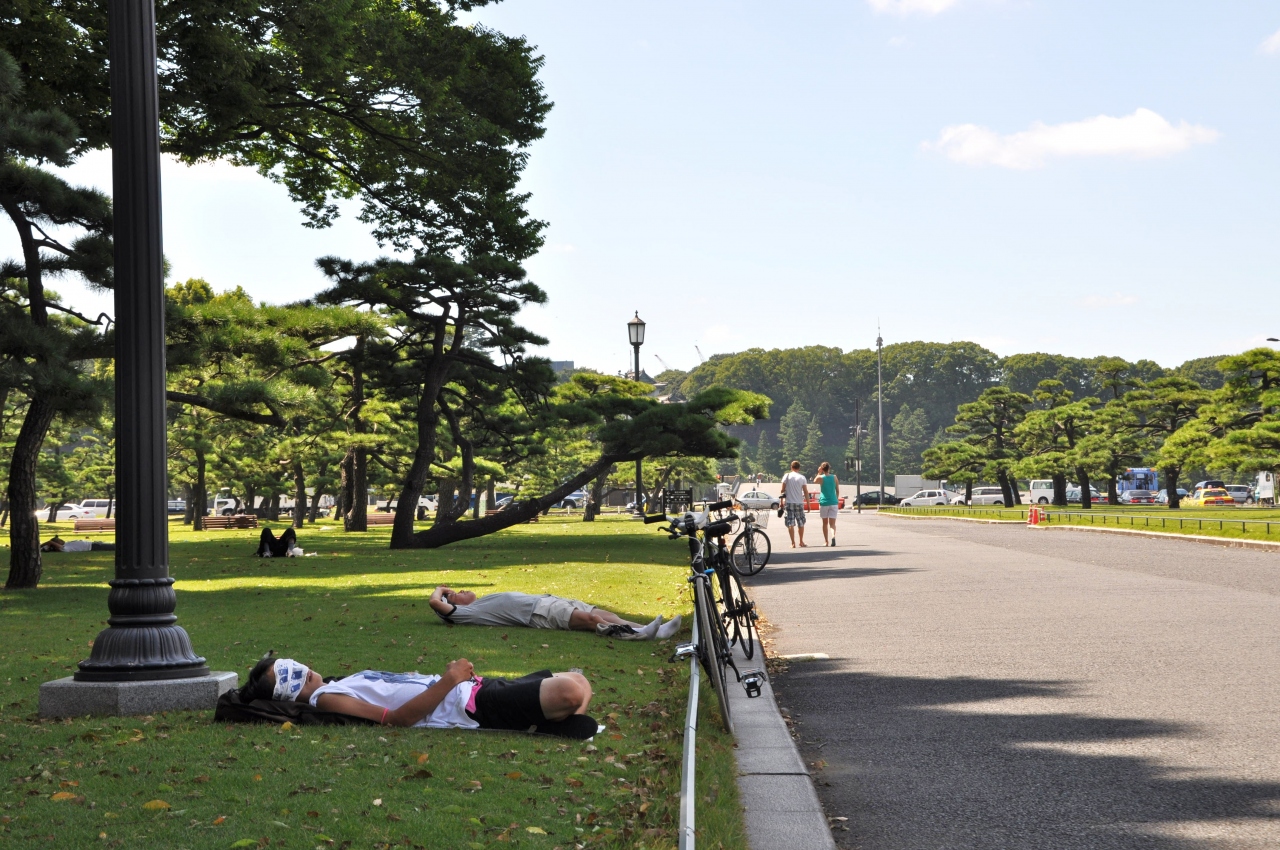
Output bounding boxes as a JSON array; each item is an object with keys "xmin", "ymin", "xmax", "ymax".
[{"xmin": 727, "ymin": 641, "xmax": 836, "ymax": 850}]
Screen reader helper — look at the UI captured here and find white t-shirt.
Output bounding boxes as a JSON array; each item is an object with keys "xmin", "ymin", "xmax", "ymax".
[
  {"xmin": 310, "ymin": 670, "xmax": 478, "ymax": 729},
  {"xmin": 781, "ymin": 471, "xmax": 808, "ymax": 503},
  {"xmin": 62, "ymin": 540, "xmax": 94, "ymax": 552},
  {"xmin": 441, "ymin": 591, "xmax": 543, "ymax": 627}
]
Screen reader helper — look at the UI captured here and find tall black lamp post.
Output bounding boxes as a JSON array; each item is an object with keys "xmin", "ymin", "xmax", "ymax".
[
  {"xmin": 628, "ymin": 312, "xmax": 646, "ymax": 512},
  {"xmin": 75, "ymin": 0, "xmax": 207, "ymax": 682}
]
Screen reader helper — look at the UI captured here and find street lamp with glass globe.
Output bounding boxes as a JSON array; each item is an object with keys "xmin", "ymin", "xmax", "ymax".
[{"xmin": 628, "ymin": 312, "xmax": 646, "ymax": 512}]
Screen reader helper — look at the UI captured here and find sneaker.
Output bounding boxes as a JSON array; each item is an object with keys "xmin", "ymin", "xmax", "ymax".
[
  {"xmin": 596, "ymin": 623, "xmax": 644, "ymax": 640},
  {"xmin": 656, "ymin": 615, "xmax": 683, "ymax": 640},
  {"xmin": 830, "ymin": 538, "xmax": 835, "ymax": 547}
]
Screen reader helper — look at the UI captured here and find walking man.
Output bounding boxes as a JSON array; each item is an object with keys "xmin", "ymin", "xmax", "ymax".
[{"xmin": 780, "ymin": 460, "xmax": 809, "ymax": 548}]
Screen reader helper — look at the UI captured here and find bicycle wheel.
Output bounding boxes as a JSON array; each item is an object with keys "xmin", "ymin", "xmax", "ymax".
[
  {"xmin": 730, "ymin": 527, "xmax": 770, "ymax": 575},
  {"xmin": 719, "ymin": 569, "xmax": 758, "ymax": 660},
  {"xmin": 695, "ymin": 579, "xmax": 733, "ymax": 734}
]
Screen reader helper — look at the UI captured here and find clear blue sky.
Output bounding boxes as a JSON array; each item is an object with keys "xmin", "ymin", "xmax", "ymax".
[{"xmin": 18, "ymin": 1, "xmax": 1280, "ymax": 374}]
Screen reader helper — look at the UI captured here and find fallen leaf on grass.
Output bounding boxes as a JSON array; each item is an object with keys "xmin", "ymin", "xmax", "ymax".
[
  {"xmin": 142, "ymin": 799, "xmax": 170, "ymax": 811},
  {"xmin": 229, "ymin": 841, "xmax": 258, "ymax": 849},
  {"xmin": 526, "ymin": 826, "xmax": 547, "ymax": 834},
  {"xmin": 505, "ymin": 772, "xmax": 522, "ymax": 780},
  {"xmin": 280, "ymin": 722, "xmax": 294, "ymax": 731},
  {"xmin": 412, "ymin": 752, "xmax": 430, "ymax": 764},
  {"xmin": 50, "ymin": 791, "xmax": 78, "ymax": 801},
  {"xmin": 59, "ymin": 780, "xmax": 79, "ymax": 788},
  {"xmin": 372, "ymin": 798, "xmax": 382, "ymax": 807},
  {"xmin": 212, "ymin": 816, "xmax": 226, "ymax": 825}
]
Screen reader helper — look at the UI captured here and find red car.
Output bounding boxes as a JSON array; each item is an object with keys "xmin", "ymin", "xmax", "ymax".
[{"xmin": 804, "ymin": 493, "xmax": 846, "ymax": 511}]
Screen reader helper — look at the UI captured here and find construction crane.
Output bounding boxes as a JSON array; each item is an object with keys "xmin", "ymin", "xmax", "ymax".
[
  {"xmin": 694, "ymin": 345, "xmax": 705, "ymax": 364},
  {"xmin": 653, "ymin": 354, "xmax": 673, "ymax": 373}
]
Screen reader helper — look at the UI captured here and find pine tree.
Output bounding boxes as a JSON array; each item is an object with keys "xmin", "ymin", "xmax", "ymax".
[
  {"xmin": 887, "ymin": 407, "xmax": 931, "ymax": 478},
  {"xmin": 799, "ymin": 415, "xmax": 825, "ymax": 474},
  {"xmin": 778, "ymin": 400, "xmax": 811, "ymax": 464},
  {"xmin": 755, "ymin": 431, "xmax": 780, "ymax": 480}
]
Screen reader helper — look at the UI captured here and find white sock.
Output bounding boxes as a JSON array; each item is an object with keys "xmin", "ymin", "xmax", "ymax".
[
  {"xmin": 639, "ymin": 616, "xmax": 662, "ymax": 639},
  {"xmin": 656, "ymin": 615, "xmax": 683, "ymax": 640}
]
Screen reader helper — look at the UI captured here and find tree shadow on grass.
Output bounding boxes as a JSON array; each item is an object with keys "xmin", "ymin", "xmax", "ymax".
[{"xmin": 772, "ymin": 662, "xmax": 1280, "ymax": 850}]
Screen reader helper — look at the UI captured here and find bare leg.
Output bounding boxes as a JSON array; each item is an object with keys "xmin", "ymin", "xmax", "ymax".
[
  {"xmin": 540, "ymin": 672, "xmax": 592, "ymax": 719},
  {"xmin": 568, "ymin": 608, "xmax": 644, "ymax": 631},
  {"xmin": 798, "ymin": 521, "xmax": 807, "ymax": 546},
  {"xmin": 786, "ymin": 525, "xmax": 796, "ymax": 547}
]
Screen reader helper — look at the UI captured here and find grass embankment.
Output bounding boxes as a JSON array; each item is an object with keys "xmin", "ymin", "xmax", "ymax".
[
  {"xmin": 0, "ymin": 516, "xmax": 745, "ymax": 849},
  {"xmin": 884, "ymin": 504, "xmax": 1280, "ymax": 544}
]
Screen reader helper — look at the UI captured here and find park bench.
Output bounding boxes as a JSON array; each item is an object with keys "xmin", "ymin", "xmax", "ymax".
[
  {"xmin": 74, "ymin": 518, "xmax": 116, "ymax": 532},
  {"xmin": 200, "ymin": 515, "xmax": 259, "ymax": 530},
  {"xmin": 365, "ymin": 512, "xmax": 396, "ymax": 526}
]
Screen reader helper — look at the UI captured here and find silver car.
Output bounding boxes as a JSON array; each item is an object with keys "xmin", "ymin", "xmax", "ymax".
[
  {"xmin": 735, "ymin": 490, "xmax": 780, "ymax": 510},
  {"xmin": 968, "ymin": 486, "xmax": 1007, "ymax": 506}
]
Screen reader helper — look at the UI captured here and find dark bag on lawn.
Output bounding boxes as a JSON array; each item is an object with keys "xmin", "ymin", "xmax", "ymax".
[{"xmin": 214, "ymin": 686, "xmax": 375, "ymax": 726}]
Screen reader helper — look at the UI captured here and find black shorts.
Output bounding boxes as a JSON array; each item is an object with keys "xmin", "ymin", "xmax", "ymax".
[{"xmin": 467, "ymin": 670, "xmax": 551, "ymax": 731}]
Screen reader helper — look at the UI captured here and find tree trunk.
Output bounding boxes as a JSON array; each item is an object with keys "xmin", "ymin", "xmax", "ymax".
[
  {"xmin": 1165, "ymin": 467, "xmax": 1181, "ymax": 509},
  {"xmin": 965, "ymin": 480, "xmax": 973, "ymax": 504},
  {"xmin": 1107, "ymin": 474, "xmax": 1119, "ymax": 506},
  {"xmin": 390, "ymin": 354, "xmax": 451, "ymax": 548},
  {"xmin": 292, "ymin": 460, "xmax": 307, "ymax": 529},
  {"xmin": 1052, "ymin": 473, "xmax": 1068, "ymax": 507},
  {"xmin": 471, "ymin": 479, "xmax": 482, "ymax": 520},
  {"xmin": 6, "ymin": 396, "xmax": 57, "ymax": 588},
  {"xmin": 192, "ymin": 444, "xmax": 207, "ymax": 531},
  {"xmin": 182, "ymin": 482, "xmax": 195, "ymax": 526},
  {"xmin": 268, "ymin": 493, "xmax": 281, "ymax": 521},
  {"xmin": 406, "ymin": 454, "xmax": 622, "ymax": 549},
  {"xmin": 1076, "ymin": 468, "xmax": 1092, "ymax": 510},
  {"xmin": 584, "ymin": 468, "xmax": 611, "ymax": 522},
  {"xmin": 106, "ymin": 488, "xmax": 115, "ymax": 519},
  {"xmin": 997, "ymin": 469, "xmax": 1014, "ymax": 506}
]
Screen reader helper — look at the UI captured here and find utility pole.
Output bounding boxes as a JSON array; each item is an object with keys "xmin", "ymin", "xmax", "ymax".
[
  {"xmin": 854, "ymin": 399, "xmax": 863, "ymax": 512},
  {"xmin": 877, "ymin": 329, "xmax": 885, "ymax": 506}
]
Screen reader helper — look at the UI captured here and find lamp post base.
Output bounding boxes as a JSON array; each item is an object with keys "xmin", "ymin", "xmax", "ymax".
[{"xmin": 39, "ymin": 671, "xmax": 237, "ymax": 718}]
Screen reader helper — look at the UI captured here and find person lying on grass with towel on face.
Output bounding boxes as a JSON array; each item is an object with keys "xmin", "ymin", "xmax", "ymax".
[
  {"xmin": 242, "ymin": 652, "xmax": 598, "ymax": 737},
  {"xmin": 429, "ymin": 586, "xmax": 682, "ymax": 641}
]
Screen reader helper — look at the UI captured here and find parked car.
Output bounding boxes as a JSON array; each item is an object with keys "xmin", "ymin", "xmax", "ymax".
[
  {"xmin": 899, "ymin": 489, "xmax": 950, "ymax": 507},
  {"xmin": 1153, "ymin": 488, "xmax": 1188, "ymax": 504},
  {"xmin": 1224, "ymin": 484, "xmax": 1253, "ymax": 505},
  {"xmin": 736, "ymin": 490, "xmax": 780, "ymax": 510},
  {"xmin": 1118, "ymin": 489, "xmax": 1155, "ymax": 505},
  {"xmin": 35, "ymin": 503, "xmax": 96, "ymax": 522},
  {"xmin": 803, "ymin": 493, "xmax": 847, "ymax": 511},
  {"xmin": 1065, "ymin": 487, "xmax": 1101, "ymax": 504},
  {"xmin": 968, "ymin": 486, "xmax": 1007, "ymax": 506},
  {"xmin": 1192, "ymin": 480, "xmax": 1226, "ymax": 492},
  {"xmin": 853, "ymin": 491, "xmax": 901, "ymax": 506},
  {"xmin": 556, "ymin": 489, "xmax": 588, "ymax": 509},
  {"xmin": 81, "ymin": 498, "xmax": 115, "ymax": 515},
  {"xmin": 167, "ymin": 499, "xmax": 186, "ymax": 514},
  {"xmin": 1186, "ymin": 487, "xmax": 1235, "ymax": 507}
]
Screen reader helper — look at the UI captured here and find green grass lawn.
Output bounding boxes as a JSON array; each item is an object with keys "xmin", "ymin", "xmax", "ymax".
[
  {"xmin": 0, "ymin": 516, "xmax": 746, "ymax": 849},
  {"xmin": 884, "ymin": 504, "xmax": 1280, "ymax": 543}
]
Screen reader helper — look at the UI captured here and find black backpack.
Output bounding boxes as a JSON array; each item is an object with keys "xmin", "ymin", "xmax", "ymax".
[{"xmin": 214, "ymin": 686, "xmax": 376, "ymax": 726}]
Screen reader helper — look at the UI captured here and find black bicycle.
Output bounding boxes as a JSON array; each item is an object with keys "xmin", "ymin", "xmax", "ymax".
[
  {"xmin": 702, "ymin": 503, "xmax": 761, "ymax": 659},
  {"xmin": 646, "ymin": 503, "xmax": 763, "ymax": 733},
  {"xmin": 729, "ymin": 509, "xmax": 771, "ymax": 576}
]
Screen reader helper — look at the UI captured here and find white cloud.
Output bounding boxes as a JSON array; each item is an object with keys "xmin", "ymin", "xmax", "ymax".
[
  {"xmin": 888, "ymin": 36, "xmax": 908, "ymax": 48},
  {"xmin": 923, "ymin": 108, "xmax": 1220, "ymax": 169},
  {"xmin": 1079, "ymin": 293, "xmax": 1139, "ymax": 310},
  {"xmin": 1262, "ymin": 28, "xmax": 1280, "ymax": 54},
  {"xmin": 867, "ymin": 0, "xmax": 960, "ymax": 16}
]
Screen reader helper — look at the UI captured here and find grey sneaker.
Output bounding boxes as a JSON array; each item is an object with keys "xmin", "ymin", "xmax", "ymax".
[{"xmin": 596, "ymin": 623, "xmax": 643, "ymax": 640}]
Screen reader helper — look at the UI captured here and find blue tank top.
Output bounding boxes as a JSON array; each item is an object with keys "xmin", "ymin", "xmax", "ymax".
[{"xmin": 818, "ymin": 474, "xmax": 838, "ymax": 506}]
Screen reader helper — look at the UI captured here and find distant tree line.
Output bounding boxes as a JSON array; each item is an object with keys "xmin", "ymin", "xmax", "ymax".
[{"xmin": 676, "ymin": 343, "xmax": 1229, "ymax": 484}]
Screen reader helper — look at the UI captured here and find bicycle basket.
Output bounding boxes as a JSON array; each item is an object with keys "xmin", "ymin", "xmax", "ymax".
[{"xmin": 745, "ymin": 510, "xmax": 769, "ymax": 529}]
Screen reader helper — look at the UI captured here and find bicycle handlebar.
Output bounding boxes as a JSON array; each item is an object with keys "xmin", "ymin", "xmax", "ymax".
[
  {"xmin": 707, "ymin": 499, "xmax": 734, "ymax": 512},
  {"xmin": 643, "ymin": 513, "xmax": 668, "ymax": 524}
]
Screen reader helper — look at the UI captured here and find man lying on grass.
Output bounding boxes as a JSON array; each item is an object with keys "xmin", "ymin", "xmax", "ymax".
[
  {"xmin": 244, "ymin": 653, "xmax": 596, "ymax": 736},
  {"xmin": 429, "ymin": 585, "xmax": 682, "ymax": 641}
]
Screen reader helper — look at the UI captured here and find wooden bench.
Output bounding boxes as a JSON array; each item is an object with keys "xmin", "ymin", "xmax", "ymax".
[
  {"xmin": 200, "ymin": 515, "xmax": 259, "ymax": 530},
  {"xmin": 365, "ymin": 512, "xmax": 396, "ymax": 526},
  {"xmin": 74, "ymin": 518, "xmax": 116, "ymax": 532}
]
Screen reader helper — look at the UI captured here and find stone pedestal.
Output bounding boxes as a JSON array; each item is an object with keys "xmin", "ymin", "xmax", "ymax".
[{"xmin": 39, "ymin": 672, "xmax": 237, "ymax": 718}]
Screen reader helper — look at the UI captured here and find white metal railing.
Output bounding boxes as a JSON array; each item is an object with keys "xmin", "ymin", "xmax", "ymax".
[{"xmin": 679, "ymin": 606, "xmax": 701, "ymax": 850}]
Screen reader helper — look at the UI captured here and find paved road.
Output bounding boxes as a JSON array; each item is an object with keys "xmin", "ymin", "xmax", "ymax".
[{"xmin": 748, "ymin": 512, "xmax": 1280, "ymax": 850}]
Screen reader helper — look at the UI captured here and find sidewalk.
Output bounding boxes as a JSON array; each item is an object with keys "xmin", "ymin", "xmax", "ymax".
[{"xmin": 728, "ymin": 640, "xmax": 836, "ymax": 850}]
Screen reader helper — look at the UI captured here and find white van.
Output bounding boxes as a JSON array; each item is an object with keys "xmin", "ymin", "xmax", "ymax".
[
  {"xmin": 1027, "ymin": 480, "xmax": 1054, "ymax": 504},
  {"xmin": 81, "ymin": 499, "xmax": 114, "ymax": 516}
]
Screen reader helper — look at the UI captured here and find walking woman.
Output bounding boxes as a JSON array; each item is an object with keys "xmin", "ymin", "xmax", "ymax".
[{"xmin": 814, "ymin": 461, "xmax": 841, "ymax": 546}]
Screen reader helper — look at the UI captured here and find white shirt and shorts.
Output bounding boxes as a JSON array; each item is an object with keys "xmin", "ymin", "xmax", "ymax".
[
  {"xmin": 438, "ymin": 591, "xmax": 595, "ymax": 630},
  {"xmin": 780, "ymin": 471, "xmax": 808, "ymax": 527}
]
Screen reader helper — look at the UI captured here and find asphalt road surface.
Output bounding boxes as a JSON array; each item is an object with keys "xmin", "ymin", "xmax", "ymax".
[{"xmin": 749, "ymin": 512, "xmax": 1280, "ymax": 850}]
